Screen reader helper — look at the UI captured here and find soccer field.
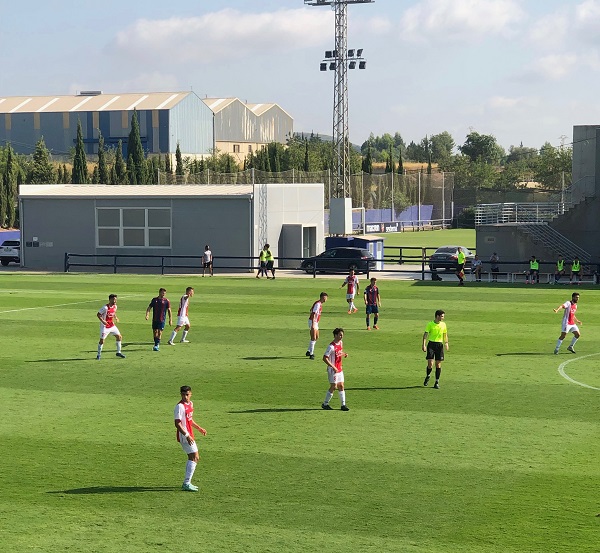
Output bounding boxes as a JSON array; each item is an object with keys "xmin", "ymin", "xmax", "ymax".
[{"xmin": 1, "ymin": 273, "xmax": 598, "ymax": 553}]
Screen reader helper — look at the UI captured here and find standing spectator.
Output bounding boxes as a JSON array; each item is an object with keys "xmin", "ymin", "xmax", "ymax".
[
  {"xmin": 456, "ymin": 248, "xmax": 466, "ymax": 286},
  {"xmin": 471, "ymin": 255, "xmax": 483, "ymax": 282},
  {"xmin": 306, "ymin": 292, "xmax": 328, "ymax": 360},
  {"xmin": 321, "ymin": 328, "xmax": 349, "ymax": 411},
  {"xmin": 553, "ymin": 292, "xmax": 581, "ymax": 354},
  {"xmin": 570, "ymin": 257, "xmax": 581, "ymax": 285},
  {"xmin": 96, "ymin": 294, "xmax": 126, "ymax": 360},
  {"xmin": 422, "ymin": 309, "xmax": 449, "ymax": 389},
  {"xmin": 264, "ymin": 244, "xmax": 276, "ymax": 279},
  {"xmin": 145, "ymin": 287, "xmax": 172, "ymax": 351},
  {"xmin": 363, "ymin": 277, "xmax": 381, "ymax": 330},
  {"xmin": 340, "ymin": 269, "xmax": 360, "ymax": 314},
  {"xmin": 174, "ymin": 385, "xmax": 207, "ymax": 492},
  {"xmin": 257, "ymin": 246, "xmax": 268, "ymax": 278},
  {"xmin": 202, "ymin": 245, "xmax": 213, "ymax": 277},
  {"xmin": 554, "ymin": 255, "xmax": 566, "ymax": 283},
  {"xmin": 489, "ymin": 252, "xmax": 500, "ymax": 282},
  {"xmin": 526, "ymin": 255, "xmax": 539, "ymax": 284},
  {"xmin": 168, "ymin": 287, "xmax": 194, "ymax": 345}
]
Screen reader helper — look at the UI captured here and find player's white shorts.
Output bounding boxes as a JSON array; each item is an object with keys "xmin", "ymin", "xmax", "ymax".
[
  {"xmin": 346, "ymin": 293, "xmax": 356, "ymax": 300},
  {"xmin": 179, "ymin": 436, "xmax": 199, "ymax": 455},
  {"xmin": 562, "ymin": 323, "xmax": 580, "ymax": 335},
  {"xmin": 327, "ymin": 367, "xmax": 344, "ymax": 384},
  {"xmin": 308, "ymin": 319, "xmax": 319, "ymax": 331},
  {"xmin": 100, "ymin": 325, "xmax": 121, "ymax": 340},
  {"xmin": 176, "ymin": 316, "xmax": 190, "ymax": 327}
]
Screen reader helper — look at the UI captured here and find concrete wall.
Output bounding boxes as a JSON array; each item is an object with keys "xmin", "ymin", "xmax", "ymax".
[
  {"xmin": 550, "ymin": 195, "xmax": 600, "ymax": 258},
  {"xmin": 20, "ymin": 196, "xmax": 252, "ymax": 272}
]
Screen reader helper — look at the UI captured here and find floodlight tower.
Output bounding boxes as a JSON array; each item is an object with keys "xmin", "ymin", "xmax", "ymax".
[{"xmin": 305, "ymin": 0, "xmax": 373, "ymax": 198}]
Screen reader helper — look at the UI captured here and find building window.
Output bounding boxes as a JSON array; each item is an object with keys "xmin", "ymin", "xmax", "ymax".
[
  {"xmin": 233, "ymin": 144, "xmax": 240, "ymax": 153},
  {"xmin": 96, "ymin": 207, "xmax": 171, "ymax": 248},
  {"xmin": 248, "ymin": 145, "xmax": 253, "ymax": 153}
]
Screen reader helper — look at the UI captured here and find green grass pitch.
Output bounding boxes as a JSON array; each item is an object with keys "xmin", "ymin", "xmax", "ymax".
[{"xmin": 0, "ymin": 273, "xmax": 598, "ymax": 552}]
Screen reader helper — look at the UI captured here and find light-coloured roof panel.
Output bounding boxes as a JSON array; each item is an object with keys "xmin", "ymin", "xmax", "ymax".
[
  {"xmin": 19, "ymin": 184, "xmax": 254, "ymax": 198},
  {"xmin": 0, "ymin": 92, "xmax": 192, "ymax": 114},
  {"xmin": 203, "ymin": 97, "xmax": 238, "ymax": 113}
]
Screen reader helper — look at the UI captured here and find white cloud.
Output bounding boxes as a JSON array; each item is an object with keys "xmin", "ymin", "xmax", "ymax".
[
  {"xmin": 488, "ymin": 96, "xmax": 537, "ymax": 109},
  {"xmin": 400, "ymin": 0, "xmax": 525, "ymax": 42},
  {"xmin": 575, "ymin": 0, "xmax": 600, "ymax": 41},
  {"xmin": 531, "ymin": 54, "xmax": 578, "ymax": 80},
  {"xmin": 114, "ymin": 8, "xmax": 332, "ymax": 65},
  {"xmin": 529, "ymin": 11, "xmax": 569, "ymax": 49}
]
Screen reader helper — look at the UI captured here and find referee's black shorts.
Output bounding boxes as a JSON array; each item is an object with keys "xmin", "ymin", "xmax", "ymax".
[{"xmin": 426, "ymin": 341, "xmax": 444, "ymax": 361}]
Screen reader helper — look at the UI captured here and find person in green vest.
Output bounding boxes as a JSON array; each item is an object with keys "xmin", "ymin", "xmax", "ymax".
[
  {"xmin": 422, "ymin": 309, "xmax": 449, "ymax": 390},
  {"xmin": 554, "ymin": 255, "xmax": 565, "ymax": 283},
  {"xmin": 257, "ymin": 246, "xmax": 268, "ymax": 278},
  {"xmin": 264, "ymin": 243, "xmax": 276, "ymax": 280},
  {"xmin": 456, "ymin": 248, "xmax": 466, "ymax": 286},
  {"xmin": 570, "ymin": 257, "xmax": 581, "ymax": 285},
  {"xmin": 526, "ymin": 255, "xmax": 539, "ymax": 284}
]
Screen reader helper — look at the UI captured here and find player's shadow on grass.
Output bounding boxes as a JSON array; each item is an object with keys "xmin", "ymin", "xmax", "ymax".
[
  {"xmin": 242, "ymin": 356, "xmax": 294, "ymax": 360},
  {"xmin": 230, "ymin": 407, "xmax": 321, "ymax": 413},
  {"xmin": 346, "ymin": 386, "xmax": 423, "ymax": 391},
  {"xmin": 48, "ymin": 486, "xmax": 176, "ymax": 494},
  {"xmin": 495, "ymin": 352, "xmax": 547, "ymax": 356},
  {"xmin": 27, "ymin": 358, "xmax": 89, "ymax": 363}
]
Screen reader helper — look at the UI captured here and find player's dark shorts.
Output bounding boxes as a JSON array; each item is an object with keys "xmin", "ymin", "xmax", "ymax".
[
  {"xmin": 366, "ymin": 304, "xmax": 379, "ymax": 315},
  {"xmin": 260, "ymin": 261, "xmax": 267, "ymax": 269},
  {"xmin": 266, "ymin": 261, "xmax": 274, "ymax": 270},
  {"xmin": 491, "ymin": 267, "xmax": 499, "ymax": 273},
  {"xmin": 203, "ymin": 261, "xmax": 212, "ymax": 268},
  {"xmin": 456, "ymin": 263, "xmax": 465, "ymax": 273},
  {"xmin": 426, "ymin": 341, "xmax": 444, "ymax": 361},
  {"xmin": 152, "ymin": 321, "xmax": 166, "ymax": 331}
]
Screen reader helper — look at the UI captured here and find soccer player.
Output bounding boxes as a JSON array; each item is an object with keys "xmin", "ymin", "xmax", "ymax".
[
  {"xmin": 202, "ymin": 245, "xmax": 213, "ymax": 277},
  {"xmin": 554, "ymin": 255, "xmax": 565, "ymax": 283},
  {"xmin": 168, "ymin": 287, "xmax": 194, "ymax": 345},
  {"xmin": 174, "ymin": 385, "xmax": 207, "ymax": 492},
  {"xmin": 526, "ymin": 255, "xmax": 539, "ymax": 284},
  {"xmin": 570, "ymin": 257, "xmax": 582, "ymax": 285},
  {"xmin": 340, "ymin": 269, "xmax": 359, "ymax": 314},
  {"xmin": 364, "ymin": 277, "xmax": 381, "ymax": 330},
  {"xmin": 321, "ymin": 328, "xmax": 349, "ymax": 411},
  {"xmin": 257, "ymin": 246, "xmax": 267, "ymax": 278},
  {"xmin": 96, "ymin": 294, "xmax": 125, "ymax": 360},
  {"xmin": 422, "ymin": 310, "xmax": 449, "ymax": 389},
  {"xmin": 553, "ymin": 292, "xmax": 581, "ymax": 354},
  {"xmin": 145, "ymin": 288, "xmax": 172, "ymax": 351},
  {"xmin": 306, "ymin": 292, "xmax": 328, "ymax": 360},
  {"xmin": 264, "ymin": 244, "xmax": 276, "ymax": 279}
]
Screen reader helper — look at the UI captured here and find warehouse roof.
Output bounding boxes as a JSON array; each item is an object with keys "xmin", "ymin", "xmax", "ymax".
[
  {"xmin": 203, "ymin": 97, "xmax": 292, "ymax": 119},
  {"xmin": 19, "ymin": 184, "xmax": 254, "ymax": 198},
  {"xmin": 0, "ymin": 92, "xmax": 195, "ymax": 114}
]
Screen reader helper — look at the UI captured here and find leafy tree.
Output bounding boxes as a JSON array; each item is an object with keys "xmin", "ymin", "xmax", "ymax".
[
  {"xmin": 98, "ymin": 133, "xmax": 109, "ymax": 184},
  {"xmin": 506, "ymin": 143, "xmax": 538, "ymax": 164},
  {"xmin": 28, "ymin": 137, "xmax": 56, "ymax": 183},
  {"xmin": 405, "ymin": 140, "xmax": 427, "ymax": 162},
  {"xmin": 459, "ymin": 131, "xmax": 505, "ymax": 164},
  {"xmin": 62, "ymin": 163, "xmax": 69, "ymax": 184},
  {"xmin": 303, "ymin": 139, "xmax": 309, "ymax": 172},
  {"xmin": 361, "ymin": 141, "xmax": 373, "ymax": 174},
  {"xmin": 384, "ymin": 145, "xmax": 394, "ymax": 173},
  {"xmin": 533, "ymin": 143, "xmax": 572, "ymax": 190},
  {"xmin": 126, "ymin": 109, "xmax": 147, "ymax": 184},
  {"xmin": 91, "ymin": 165, "xmax": 100, "ymax": 184},
  {"xmin": 71, "ymin": 119, "xmax": 88, "ymax": 184},
  {"xmin": 429, "ymin": 131, "xmax": 455, "ymax": 163},
  {"xmin": 397, "ymin": 148, "xmax": 404, "ymax": 175}
]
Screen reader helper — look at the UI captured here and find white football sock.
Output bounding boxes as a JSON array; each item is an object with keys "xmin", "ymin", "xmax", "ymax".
[
  {"xmin": 184, "ymin": 460, "xmax": 197, "ymax": 484},
  {"xmin": 339, "ymin": 390, "xmax": 346, "ymax": 405},
  {"xmin": 324, "ymin": 391, "xmax": 333, "ymax": 405}
]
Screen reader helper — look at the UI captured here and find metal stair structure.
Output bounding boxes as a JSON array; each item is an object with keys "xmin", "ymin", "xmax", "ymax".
[{"xmin": 517, "ymin": 223, "xmax": 592, "ymax": 263}]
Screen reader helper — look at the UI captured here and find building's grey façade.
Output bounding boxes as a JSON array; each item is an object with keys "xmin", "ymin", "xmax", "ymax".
[{"xmin": 19, "ymin": 183, "xmax": 324, "ymax": 273}]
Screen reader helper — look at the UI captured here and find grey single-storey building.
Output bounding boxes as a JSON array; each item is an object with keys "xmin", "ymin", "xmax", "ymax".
[{"xmin": 18, "ymin": 183, "xmax": 324, "ymax": 272}]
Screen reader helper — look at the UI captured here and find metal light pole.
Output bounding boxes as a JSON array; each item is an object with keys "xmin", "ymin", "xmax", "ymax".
[{"xmin": 305, "ymin": 0, "xmax": 373, "ymax": 198}]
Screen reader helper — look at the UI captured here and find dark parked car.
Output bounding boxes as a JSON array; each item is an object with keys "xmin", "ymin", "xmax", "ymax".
[
  {"xmin": 300, "ymin": 247, "xmax": 376, "ymax": 274},
  {"xmin": 0, "ymin": 240, "xmax": 20, "ymax": 266},
  {"xmin": 428, "ymin": 245, "xmax": 474, "ymax": 272}
]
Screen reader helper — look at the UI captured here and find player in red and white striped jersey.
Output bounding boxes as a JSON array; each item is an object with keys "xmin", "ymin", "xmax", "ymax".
[
  {"xmin": 96, "ymin": 294, "xmax": 125, "ymax": 359},
  {"xmin": 306, "ymin": 292, "xmax": 328, "ymax": 360},
  {"xmin": 340, "ymin": 270, "xmax": 360, "ymax": 314},
  {"xmin": 321, "ymin": 328, "xmax": 349, "ymax": 411},
  {"xmin": 168, "ymin": 287, "xmax": 194, "ymax": 345},
  {"xmin": 553, "ymin": 292, "xmax": 581, "ymax": 354}
]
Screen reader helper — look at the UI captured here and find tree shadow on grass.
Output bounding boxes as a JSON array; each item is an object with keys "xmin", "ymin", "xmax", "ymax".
[
  {"xmin": 230, "ymin": 407, "xmax": 322, "ymax": 414},
  {"xmin": 48, "ymin": 486, "xmax": 176, "ymax": 495}
]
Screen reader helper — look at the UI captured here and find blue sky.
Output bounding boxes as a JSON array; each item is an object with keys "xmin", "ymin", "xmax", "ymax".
[{"xmin": 2, "ymin": 0, "xmax": 598, "ymax": 151}]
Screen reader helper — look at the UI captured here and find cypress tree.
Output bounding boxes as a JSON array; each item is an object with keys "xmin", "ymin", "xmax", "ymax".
[
  {"xmin": 1, "ymin": 144, "xmax": 15, "ymax": 226},
  {"xmin": 28, "ymin": 137, "xmax": 56, "ymax": 183},
  {"xmin": 303, "ymin": 139, "xmax": 310, "ymax": 171},
  {"xmin": 72, "ymin": 119, "xmax": 88, "ymax": 184},
  {"xmin": 175, "ymin": 142, "xmax": 184, "ymax": 176},
  {"xmin": 98, "ymin": 133, "xmax": 109, "ymax": 184},
  {"xmin": 115, "ymin": 140, "xmax": 127, "ymax": 184},
  {"xmin": 126, "ymin": 108, "xmax": 147, "ymax": 184}
]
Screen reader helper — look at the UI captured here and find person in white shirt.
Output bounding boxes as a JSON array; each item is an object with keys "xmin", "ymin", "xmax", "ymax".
[{"xmin": 202, "ymin": 245, "xmax": 213, "ymax": 277}]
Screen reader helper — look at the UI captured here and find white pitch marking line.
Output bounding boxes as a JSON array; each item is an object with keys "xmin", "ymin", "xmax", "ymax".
[
  {"xmin": 0, "ymin": 295, "xmax": 146, "ymax": 314},
  {"xmin": 557, "ymin": 353, "xmax": 600, "ymax": 390}
]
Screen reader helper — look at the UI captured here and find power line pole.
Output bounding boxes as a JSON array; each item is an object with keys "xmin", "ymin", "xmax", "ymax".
[{"xmin": 305, "ymin": 0, "xmax": 373, "ymax": 199}]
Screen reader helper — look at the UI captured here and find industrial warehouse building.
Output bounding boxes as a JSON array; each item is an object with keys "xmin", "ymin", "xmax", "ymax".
[
  {"xmin": 18, "ymin": 183, "xmax": 323, "ymax": 273},
  {"xmin": 0, "ymin": 92, "xmax": 293, "ymax": 161}
]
